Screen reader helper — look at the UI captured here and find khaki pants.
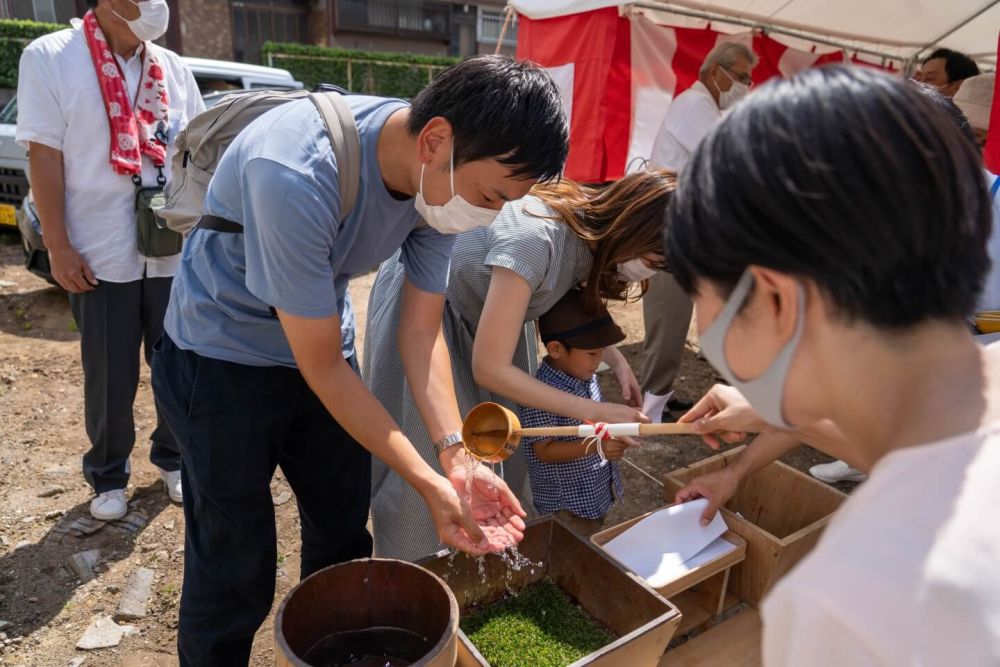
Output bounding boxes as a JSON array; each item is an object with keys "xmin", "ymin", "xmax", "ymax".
[
  {"xmin": 640, "ymin": 271, "xmax": 694, "ymax": 396},
  {"xmin": 555, "ymin": 510, "xmax": 607, "ymax": 538}
]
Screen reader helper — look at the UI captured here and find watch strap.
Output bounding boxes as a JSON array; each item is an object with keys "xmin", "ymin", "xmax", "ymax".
[{"xmin": 433, "ymin": 432, "xmax": 464, "ymax": 457}]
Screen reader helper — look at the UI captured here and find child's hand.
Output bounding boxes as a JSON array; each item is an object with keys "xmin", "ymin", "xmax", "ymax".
[{"xmin": 602, "ymin": 438, "xmax": 628, "ymax": 460}]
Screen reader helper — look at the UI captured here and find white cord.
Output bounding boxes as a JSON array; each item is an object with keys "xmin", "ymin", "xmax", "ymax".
[{"xmin": 583, "ymin": 422, "xmax": 611, "ymax": 468}]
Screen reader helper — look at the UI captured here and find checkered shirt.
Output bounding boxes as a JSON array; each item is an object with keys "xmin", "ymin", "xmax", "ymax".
[{"xmin": 519, "ymin": 361, "xmax": 624, "ymax": 520}]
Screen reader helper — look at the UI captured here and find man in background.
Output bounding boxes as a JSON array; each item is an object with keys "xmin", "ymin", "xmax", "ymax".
[
  {"xmin": 644, "ymin": 41, "xmax": 758, "ymax": 422},
  {"xmin": 16, "ymin": 0, "xmax": 203, "ymax": 520},
  {"xmin": 916, "ymin": 47, "xmax": 980, "ymax": 97}
]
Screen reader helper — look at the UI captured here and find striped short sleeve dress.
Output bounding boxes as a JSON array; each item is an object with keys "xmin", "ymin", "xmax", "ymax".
[{"xmin": 364, "ymin": 195, "xmax": 593, "ymax": 560}]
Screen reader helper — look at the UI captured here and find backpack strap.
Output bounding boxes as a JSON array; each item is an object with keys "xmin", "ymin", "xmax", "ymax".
[
  {"xmin": 991, "ymin": 174, "xmax": 1000, "ymax": 201},
  {"xmin": 310, "ymin": 92, "xmax": 361, "ymax": 223}
]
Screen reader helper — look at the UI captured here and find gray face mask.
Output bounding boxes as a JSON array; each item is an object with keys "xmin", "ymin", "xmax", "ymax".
[{"xmin": 699, "ymin": 269, "xmax": 805, "ymax": 429}]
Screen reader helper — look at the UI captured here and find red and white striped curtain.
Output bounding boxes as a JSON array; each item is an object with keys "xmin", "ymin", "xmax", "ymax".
[{"xmin": 518, "ymin": 7, "xmax": 898, "ymax": 183}]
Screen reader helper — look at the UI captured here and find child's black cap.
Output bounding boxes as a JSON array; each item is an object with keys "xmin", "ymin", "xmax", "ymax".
[{"xmin": 539, "ymin": 289, "xmax": 626, "ymax": 349}]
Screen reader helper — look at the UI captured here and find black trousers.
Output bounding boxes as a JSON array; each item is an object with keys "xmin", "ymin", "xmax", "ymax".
[
  {"xmin": 68, "ymin": 277, "xmax": 180, "ymax": 494},
  {"xmin": 151, "ymin": 334, "xmax": 373, "ymax": 666}
]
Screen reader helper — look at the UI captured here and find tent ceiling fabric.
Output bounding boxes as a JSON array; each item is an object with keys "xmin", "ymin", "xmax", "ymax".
[{"xmin": 509, "ymin": 0, "xmax": 999, "ymax": 64}]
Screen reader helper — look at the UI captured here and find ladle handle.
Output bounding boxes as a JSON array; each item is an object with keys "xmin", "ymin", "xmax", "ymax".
[{"xmin": 514, "ymin": 423, "xmax": 696, "ymax": 437}]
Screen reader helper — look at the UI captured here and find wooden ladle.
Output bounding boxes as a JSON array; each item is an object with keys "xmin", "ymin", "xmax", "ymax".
[{"xmin": 461, "ymin": 402, "xmax": 696, "ymax": 463}]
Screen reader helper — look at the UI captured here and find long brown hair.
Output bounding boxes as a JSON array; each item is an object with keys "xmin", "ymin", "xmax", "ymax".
[{"xmin": 530, "ymin": 168, "xmax": 677, "ymax": 312}]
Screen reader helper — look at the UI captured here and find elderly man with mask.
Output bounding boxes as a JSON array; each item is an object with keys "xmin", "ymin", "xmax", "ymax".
[
  {"xmin": 16, "ymin": 0, "xmax": 204, "ymax": 520},
  {"xmin": 642, "ymin": 41, "xmax": 758, "ymax": 423}
]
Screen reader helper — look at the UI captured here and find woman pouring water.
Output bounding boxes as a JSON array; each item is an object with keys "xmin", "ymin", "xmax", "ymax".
[
  {"xmin": 365, "ymin": 170, "xmax": 677, "ymax": 560},
  {"xmin": 665, "ymin": 66, "xmax": 1000, "ymax": 665}
]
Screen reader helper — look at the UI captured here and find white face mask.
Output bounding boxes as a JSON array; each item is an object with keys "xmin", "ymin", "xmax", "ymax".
[
  {"xmin": 114, "ymin": 0, "xmax": 170, "ymax": 43},
  {"xmin": 717, "ymin": 67, "xmax": 750, "ymax": 110},
  {"xmin": 617, "ymin": 258, "xmax": 658, "ymax": 283},
  {"xmin": 699, "ymin": 269, "xmax": 805, "ymax": 428},
  {"xmin": 414, "ymin": 143, "xmax": 501, "ymax": 234}
]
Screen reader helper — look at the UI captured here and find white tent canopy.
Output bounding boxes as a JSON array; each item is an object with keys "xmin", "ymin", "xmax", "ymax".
[{"xmin": 510, "ymin": 0, "xmax": 999, "ymax": 66}]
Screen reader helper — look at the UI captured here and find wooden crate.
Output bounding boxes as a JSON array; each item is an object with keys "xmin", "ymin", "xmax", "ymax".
[
  {"xmin": 591, "ymin": 510, "xmax": 746, "ymax": 635},
  {"xmin": 419, "ymin": 516, "xmax": 682, "ymax": 667},
  {"xmin": 660, "ymin": 608, "xmax": 763, "ymax": 666},
  {"xmin": 663, "ymin": 446, "xmax": 847, "ymax": 607}
]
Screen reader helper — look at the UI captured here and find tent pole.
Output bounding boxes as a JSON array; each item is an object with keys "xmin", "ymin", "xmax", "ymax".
[
  {"xmin": 907, "ymin": 0, "xmax": 1000, "ymax": 62},
  {"xmin": 495, "ymin": 6, "xmax": 514, "ymax": 55},
  {"xmin": 631, "ymin": 1, "xmax": 907, "ymax": 64}
]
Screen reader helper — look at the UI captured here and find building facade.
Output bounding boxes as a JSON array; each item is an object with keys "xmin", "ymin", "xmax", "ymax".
[{"xmin": 1, "ymin": 0, "xmax": 519, "ymax": 65}]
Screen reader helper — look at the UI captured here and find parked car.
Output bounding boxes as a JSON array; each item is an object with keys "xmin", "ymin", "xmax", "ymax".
[{"xmin": 8, "ymin": 56, "xmax": 302, "ymax": 285}]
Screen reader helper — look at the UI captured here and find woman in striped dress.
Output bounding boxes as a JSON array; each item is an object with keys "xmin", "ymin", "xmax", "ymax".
[{"xmin": 364, "ymin": 169, "xmax": 677, "ymax": 560}]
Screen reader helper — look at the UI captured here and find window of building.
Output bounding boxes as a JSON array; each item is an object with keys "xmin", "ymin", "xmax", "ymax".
[
  {"xmin": 232, "ymin": 0, "xmax": 309, "ymax": 65},
  {"xmin": 337, "ymin": 0, "xmax": 451, "ymax": 40},
  {"xmin": 31, "ymin": 0, "xmax": 56, "ymax": 22},
  {"xmin": 477, "ymin": 6, "xmax": 517, "ymax": 47}
]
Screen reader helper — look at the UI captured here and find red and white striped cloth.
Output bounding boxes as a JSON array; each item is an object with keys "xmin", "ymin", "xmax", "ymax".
[{"xmin": 517, "ymin": 7, "xmax": 898, "ymax": 183}]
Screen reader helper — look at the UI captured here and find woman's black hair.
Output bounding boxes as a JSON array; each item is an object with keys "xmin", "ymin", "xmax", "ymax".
[
  {"xmin": 408, "ymin": 55, "xmax": 568, "ymax": 182},
  {"xmin": 666, "ymin": 65, "xmax": 992, "ymax": 328}
]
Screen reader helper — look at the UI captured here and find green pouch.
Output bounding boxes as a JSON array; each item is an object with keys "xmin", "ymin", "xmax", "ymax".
[{"xmin": 136, "ymin": 186, "xmax": 183, "ymax": 258}]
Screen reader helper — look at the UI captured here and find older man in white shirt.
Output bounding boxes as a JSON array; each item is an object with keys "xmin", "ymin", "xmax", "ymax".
[
  {"xmin": 16, "ymin": 0, "xmax": 203, "ymax": 520},
  {"xmin": 642, "ymin": 42, "xmax": 758, "ymax": 423}
]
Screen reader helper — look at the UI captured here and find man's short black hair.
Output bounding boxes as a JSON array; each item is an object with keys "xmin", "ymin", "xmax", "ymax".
[
  {"xmin": 408, "ymin": 55, "xmax": 568, "ymax": 182},
  {"xmin": 666, "ymin": 65, "xmax": 992, "ymax": 328},
  {"xmin": 923, "ymin": 48, "xmax": 980, "ymax": 83},
  {"xmin": 86, "ymin": 0, "xmax": 97, "ymax": 7}
]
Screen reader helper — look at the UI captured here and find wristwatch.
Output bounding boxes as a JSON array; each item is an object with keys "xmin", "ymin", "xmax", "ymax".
[{"xmin": 433, "ymin": 432, "xmax": 464, "ymax": 457}]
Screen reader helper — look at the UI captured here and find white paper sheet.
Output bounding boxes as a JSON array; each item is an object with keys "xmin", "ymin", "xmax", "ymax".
[{"xmin": 603, "ymin": 499, "xmax": 733, "ymax": 588}]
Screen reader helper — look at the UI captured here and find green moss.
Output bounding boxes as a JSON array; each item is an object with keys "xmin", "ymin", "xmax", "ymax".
[{"xmin": 461, "ymin": 580, "xmax": 615, "ymax": 667}]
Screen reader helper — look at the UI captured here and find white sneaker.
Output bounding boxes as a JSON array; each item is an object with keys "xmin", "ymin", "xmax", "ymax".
[
  {"xmin": 90, "ymin": 489, "xmax": 128, "ymax": 521},
  {"xmin": 159, "ymin": 468, "xmax": 183, "ymax": 504},
  {"xmin": 809, "ymin": 460, "xmax": 867, "ymax": 484}
]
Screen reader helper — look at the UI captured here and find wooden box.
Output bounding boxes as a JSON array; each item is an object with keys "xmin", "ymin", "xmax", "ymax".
[
  {"xmin": 591, "ymin": 510, "xmax": 747, "ymax": 636},
  {"xmin": 663, "ymin": 446, "xmax": 847, "ymax": 607},
  {"xmin": 419, "ymin": 516, "xmax": 682, "ymax": 667},
  {"xmin": 659, "ymin": 608, "xmax": 763, "ymax": 667}
]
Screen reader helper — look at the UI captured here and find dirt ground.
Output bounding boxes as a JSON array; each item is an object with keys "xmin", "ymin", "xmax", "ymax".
[{"xmin": 0, "ymin": 233, "xmax": 856, "ymax": 666}]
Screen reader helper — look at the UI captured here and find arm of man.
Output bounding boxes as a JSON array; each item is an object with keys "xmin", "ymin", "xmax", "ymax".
[
  {"xmin": 398, "ymin": 278, "xmax": 527, "ymax": 542},
  {"xmin": 239, "ymin": 158, "xmax": 496, "ymax": 554},
  {"xmin": 278, "ymin": 308, "xmax": 495, "ymax": 554},
  {"xmin": 29, "ymin": 145, "xmax": 96, "ymax": 292},
  {"xmin": 16, "ymin": 46, "xmax": 96, "ymax": 293},
  {"xmin": 473, "ymin": 267, "xmax": 646, "ymax": 425}
]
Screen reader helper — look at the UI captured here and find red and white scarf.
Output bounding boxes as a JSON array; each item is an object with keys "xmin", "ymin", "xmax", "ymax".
[{"xmin": 83, "ymin": 10, "xmax": 169, "ymax": 177}]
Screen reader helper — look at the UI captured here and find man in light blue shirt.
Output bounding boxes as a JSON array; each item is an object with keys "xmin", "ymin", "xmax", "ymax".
[{"xmin": 151, "ymin": 56, "xmax": 568, "ymax": 665}]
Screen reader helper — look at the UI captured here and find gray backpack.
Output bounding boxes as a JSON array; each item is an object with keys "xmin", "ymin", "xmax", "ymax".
[{"xmin": 159, "ymin": 90, "xmax": 360, "ymax": 234}]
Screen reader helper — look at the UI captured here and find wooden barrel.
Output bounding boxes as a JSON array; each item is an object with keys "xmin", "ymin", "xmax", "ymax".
[{"xmin": 275, "ymin": 558, "xmax": 458, "ymax": 667}]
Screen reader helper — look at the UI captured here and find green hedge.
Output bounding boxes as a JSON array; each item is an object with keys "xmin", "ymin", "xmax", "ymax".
[
  {"xmin": 0, "ymin": 19, "xmax": 67, "ymax": 88},
  {"xmin": 261, "ymin": 42, "xmax": 460, "ymax": 98}
]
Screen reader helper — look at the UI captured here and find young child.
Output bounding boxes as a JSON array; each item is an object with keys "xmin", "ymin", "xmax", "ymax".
[{"xmin": 519, "ymin": 288, "xmax": 631, "ymax": 536}]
